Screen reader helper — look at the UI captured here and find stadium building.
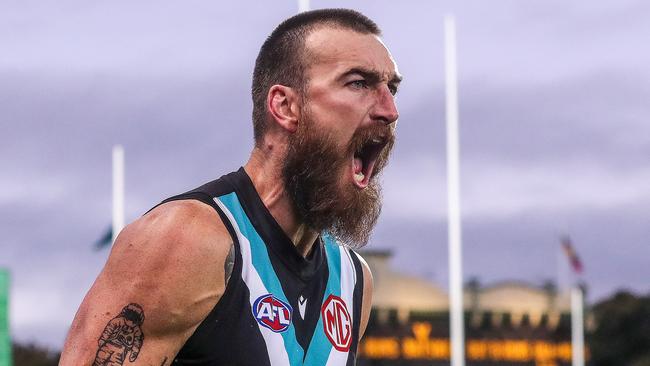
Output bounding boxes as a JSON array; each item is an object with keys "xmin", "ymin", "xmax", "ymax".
[{"xmin": 357, "ymin": 251, "xmax": 585, "ymax": 366}]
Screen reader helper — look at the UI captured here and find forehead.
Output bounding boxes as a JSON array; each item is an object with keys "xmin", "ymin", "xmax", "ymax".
[{"xmin": 304, "ymin": 27, "xmax": 399, "ymax": 80}]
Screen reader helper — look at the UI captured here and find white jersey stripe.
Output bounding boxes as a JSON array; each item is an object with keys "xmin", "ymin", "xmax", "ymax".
[
  {"xmin": 214, "ymin": 197, "xmax": 291, "ymax": 366},
  {"xmin": 344, "ymin": 249, "xmax": 358, "ymax": 287},
  {"xmin": 324, "ymin": 246, "xmax": 357, "ymax": 366}
]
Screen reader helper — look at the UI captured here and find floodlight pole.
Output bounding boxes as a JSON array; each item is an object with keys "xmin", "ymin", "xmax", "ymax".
[
  {"xmin": 444, "ymin": 14, "xmax": 465, "ymax": 366},
  {"xmin": 112, "ymin": 145, "xmax": 125, "ymax": 245},
  {"xmin": 571, "ymin": 286, "xmax": 585, "ymax": 366},
  {"xmin": 298, "ymin": 0, "xmax": 309, "ymax": 12}
]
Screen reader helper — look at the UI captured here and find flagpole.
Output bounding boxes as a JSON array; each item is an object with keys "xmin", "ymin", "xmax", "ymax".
[
  {"xmin": 571, "ymin": 286, "xmax": 585, "ymax": 366},
  {"xmin": 557, "ymin": 238, "xmax": 568, "ymax": 295},
  {"xmin": 298, "ymin": 0, "xmax": 309, "ymax": 12},
  {"xmin": 112, "ymin": 145, "xmax": 125, "ymax": 245},
  {"xmin": 444, "ymin": 14, "xmax": 465, "ymax": 366}
]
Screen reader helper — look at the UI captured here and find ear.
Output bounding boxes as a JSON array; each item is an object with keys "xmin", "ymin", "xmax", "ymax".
[{"xmin": 267, "ymin": 85, "xmax": 301, "ymax": 133}]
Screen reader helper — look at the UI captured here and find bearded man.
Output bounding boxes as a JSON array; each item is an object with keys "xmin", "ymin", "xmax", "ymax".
[{"xmin": 61, "ymin": 8, "xmax": 400, "ymax": 366}]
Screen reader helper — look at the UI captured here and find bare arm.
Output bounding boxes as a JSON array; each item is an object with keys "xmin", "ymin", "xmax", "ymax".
[
  {"xmin": 357, "ymin": 255, "xmax": 374, "ymax": 340},
  {"xmin": 60, "ymin": 200, "xmax": 233, "ymax": 365}
]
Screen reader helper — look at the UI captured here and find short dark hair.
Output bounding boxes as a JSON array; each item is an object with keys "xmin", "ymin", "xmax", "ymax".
[{"xmin": 251, "ymin": 9, "xmax": 381, "ymax": 144}]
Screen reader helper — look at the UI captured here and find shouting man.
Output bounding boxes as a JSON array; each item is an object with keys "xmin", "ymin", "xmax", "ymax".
[{"xmin": 61, "ymin": 8, "xmax": 401, "ymax": 366}]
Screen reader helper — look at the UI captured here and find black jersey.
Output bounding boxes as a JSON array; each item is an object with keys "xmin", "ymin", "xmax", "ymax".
[{"xmin": 157, "ymin": 168, "xmax": 365, "ymax": 366}]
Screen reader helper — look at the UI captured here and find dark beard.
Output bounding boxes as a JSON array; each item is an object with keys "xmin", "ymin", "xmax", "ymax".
[{"xmin": 282, "ymin": 115, "xmax": 395, "ymax": 248}]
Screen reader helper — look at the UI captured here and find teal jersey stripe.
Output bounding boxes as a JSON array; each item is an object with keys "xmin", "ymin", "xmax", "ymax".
[
  {"xmin": 217, "ymin": 192, "xmax": 305, "ymax": 365},
  {"xmin": 303, "ymin": 234, "xmax": 342, "ymax": 365}
]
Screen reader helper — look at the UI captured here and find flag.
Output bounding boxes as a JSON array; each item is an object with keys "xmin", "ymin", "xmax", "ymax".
[
  {"xmin": 561, "ymin": 236, "xmax": 583, "ymax": 274},
  {"xmin": 95, "ymin": 225, "xmax": 113, "ymax": 250}
]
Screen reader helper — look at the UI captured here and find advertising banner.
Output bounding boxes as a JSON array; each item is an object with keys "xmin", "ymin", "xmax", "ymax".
[{"xmin": 0, "ymin": 269, "xmax": 11, "ymax": 366}]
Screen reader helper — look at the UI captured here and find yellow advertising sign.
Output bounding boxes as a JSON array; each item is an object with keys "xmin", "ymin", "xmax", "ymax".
[{"xmin": 360, "ymin": 322, "xmax": 580, "ymax": 366}]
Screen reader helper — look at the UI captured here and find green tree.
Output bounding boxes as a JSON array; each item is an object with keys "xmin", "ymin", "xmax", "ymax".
[
  {"xmin": 12, "ymin": 343, "xmax": 59, "ymax": 366},
  {"xmin": 589, "ymin": 291, "xmax": 650, "ymax": 366}
]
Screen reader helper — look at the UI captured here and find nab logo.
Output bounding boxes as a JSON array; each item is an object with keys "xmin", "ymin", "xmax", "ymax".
[
  {"xmin": 321, "ymin": 295, "xmax": 352, "ymax": 351},
  {"xmin": 253, "ymin": 294, "xmax": 292, "ymax": 333}
]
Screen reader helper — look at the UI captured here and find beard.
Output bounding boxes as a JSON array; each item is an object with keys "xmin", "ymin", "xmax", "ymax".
[{"xmin": 281, "ymin": 109, "xmax": 395, "ymax": 248}]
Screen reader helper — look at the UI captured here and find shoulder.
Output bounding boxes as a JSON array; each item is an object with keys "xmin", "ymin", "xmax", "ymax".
[
  {"xmin": 60, "ymin": 198, "xmax": 234, "ymax": 364},
  {"xmin": 112, "ymin": 199, "xmax": 231, "ymax": 265},
  {"xmin": 111, "ymin": 197, "xmax": 233, "ymax": 289},
  {"xmin": 131, "ymin": 198, "xmax": 228, "ymax": 246},
  {"xmin": 101, "ymin": 198, "xmax": 234, "ymax": 330}
]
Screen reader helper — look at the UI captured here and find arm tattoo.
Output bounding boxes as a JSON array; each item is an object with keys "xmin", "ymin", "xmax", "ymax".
[
  {"xmin": 93, "ymin": 303, "xmax": 145, "ymax": 366},
  {"xmin": 224, "ymin": 242, "xmax": 235, "ymax": 286}
]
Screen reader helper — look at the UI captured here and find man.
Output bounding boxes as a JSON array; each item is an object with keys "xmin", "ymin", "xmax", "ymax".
[{"xmin": 61, "ymin": 8, "xmax": 401, "ymax": 366}]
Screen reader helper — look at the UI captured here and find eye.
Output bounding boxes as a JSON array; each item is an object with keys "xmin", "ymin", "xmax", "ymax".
[
  {"xmin": 348, "ymin": 79, "xmax": 368, "ymax": 90},
  {"xmin": 388, "ymin": 84, "xmax": 398, "ymax": 96}
]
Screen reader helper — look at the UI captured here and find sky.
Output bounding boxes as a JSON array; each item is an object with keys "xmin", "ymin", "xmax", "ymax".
[{"xmin": 2, "ymin": 0, "xmax": 649, "ymax": 349}]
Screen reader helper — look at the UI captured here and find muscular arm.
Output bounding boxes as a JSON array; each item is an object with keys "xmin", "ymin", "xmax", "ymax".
[
  {"xmin": 358, "ymin": 255, "xmax": 374, "ymax": 340},
  {"xmin": 60, "ymin": 200, "xmax": 233, "ymax": 365}
]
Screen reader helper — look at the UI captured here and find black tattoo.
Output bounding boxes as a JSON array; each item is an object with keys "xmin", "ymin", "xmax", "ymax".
[
  {"xmin": 160, "ymin": 356, "xmax": 168, "ymax": 366},
  {"xmin": 93, "ymin": 303, "xmax": 145, "ymax": 366},
  {"xmin": 224, "ymin": 243, "xmax": 235, "ymax": 285}
]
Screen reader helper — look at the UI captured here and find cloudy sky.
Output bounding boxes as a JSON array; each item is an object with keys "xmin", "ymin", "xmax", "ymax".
[{"xmin": 2, "ymin": 0, "xmax": 649, "ymax": 348}]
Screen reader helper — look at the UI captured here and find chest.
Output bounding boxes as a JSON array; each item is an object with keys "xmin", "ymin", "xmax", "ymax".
[{"xmin": 174, "ymin": 192, "xmax": 363, "ymax": 366}]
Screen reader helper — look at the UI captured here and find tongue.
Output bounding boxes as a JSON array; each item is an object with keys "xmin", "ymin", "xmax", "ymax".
[{"xmin": 353, "ymin": 157, "xmax": 363, "ymax": 174}]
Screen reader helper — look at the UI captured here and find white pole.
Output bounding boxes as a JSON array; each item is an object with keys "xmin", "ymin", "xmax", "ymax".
[
  {"xmin": 557, "ymin": 241, "xmax": 568, "ymax": 296},
  {"xmin": 112, "ymin": 145, "xmax": 125, "ymax": 245},
  {"xmin": 444, "ymin": 14, "xmax": 465, "ymax": 366},
  {"xmin": 571, "ymin": 286, "xmax": 585, "ymax": 366},
  {"xmin": 298, "ymin": 0, "xmax": 309, "ymax": 12}
]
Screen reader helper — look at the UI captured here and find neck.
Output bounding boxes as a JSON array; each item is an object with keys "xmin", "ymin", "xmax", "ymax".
[{"xmin": 244, "ymin": 141, "xmax": 319, "ymax": 257}]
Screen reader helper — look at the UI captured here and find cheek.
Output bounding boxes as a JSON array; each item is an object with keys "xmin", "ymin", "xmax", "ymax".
[
  {"xmin": 308, "ymin": 97, "xmax": 366, "ymax": 142},
  {"xmin": 309, "ymin": 118, "xmax": 356, "ymax": 155}
]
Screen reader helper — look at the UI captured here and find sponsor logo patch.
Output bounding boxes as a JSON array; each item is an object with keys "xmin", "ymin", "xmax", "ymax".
[
  {"xmin": 298, "ymin": 295, "xmax": 307, "ymax": 319},
  {"xmin": 321, "ymin": 294, "xmax": 352, "ymax": 351},
  {"xmin": 253, "ymin": 294, "xmax": 292, "ymax": 333}
]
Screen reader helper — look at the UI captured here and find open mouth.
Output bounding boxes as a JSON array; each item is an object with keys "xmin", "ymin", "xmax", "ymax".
[{"xmin": 351, "ymin": 136, "xmax": 388, "ymax": 188}]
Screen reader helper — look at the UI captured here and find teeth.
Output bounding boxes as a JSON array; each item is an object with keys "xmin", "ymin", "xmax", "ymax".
[
  {"xmin": 354, "ymin": 172, "xmax": 365, "ymax": 182},
  {"xmin": 371, "ymin": 138, "xmax": 381, "ymax": 144}
]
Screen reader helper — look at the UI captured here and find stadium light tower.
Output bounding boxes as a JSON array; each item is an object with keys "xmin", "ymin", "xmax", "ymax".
[
  {"xmin": 571, "ymin": 286, "xmax": 585, "ymax": 366},
  {"xmin": 298, "ymin": 0, "xmax": 309, "ymax": 12},
  {"xmin": 444, "ymin": 14, "xmax": 465, "ymax": 366}
]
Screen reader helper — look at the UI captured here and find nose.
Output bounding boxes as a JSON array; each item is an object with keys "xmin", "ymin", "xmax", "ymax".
[{"xmin": 370, "ymin": 84, "xmax": 399, "ymax": 125}]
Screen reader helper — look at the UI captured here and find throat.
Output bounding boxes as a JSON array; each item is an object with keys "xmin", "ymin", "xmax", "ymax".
[
  {"xmin": 290, "ymin": 224, "xmax": 320, "ymax": 258},
  {"xmin": 248, "ymin": 167, "xmax": 318, "ymax": 258}
]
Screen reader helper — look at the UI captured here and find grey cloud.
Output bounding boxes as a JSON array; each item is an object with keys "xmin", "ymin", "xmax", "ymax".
[
  {"xmin": 395, "ymin": 72, "xmax": 650, "ymax": 168},
  {"xmin": 2, "ymin": 0, "xmax": 649, "ymax": 350}
]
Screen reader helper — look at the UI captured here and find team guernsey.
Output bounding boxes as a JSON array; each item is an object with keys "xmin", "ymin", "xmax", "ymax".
[{"xmin": 156, "ymin": 168, "xmax": 365, "ymax": 365}]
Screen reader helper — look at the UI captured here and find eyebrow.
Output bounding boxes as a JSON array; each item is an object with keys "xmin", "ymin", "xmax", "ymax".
[{"xmin": 340, "ymin": 67, "xmax": 403, "ymax": 89}]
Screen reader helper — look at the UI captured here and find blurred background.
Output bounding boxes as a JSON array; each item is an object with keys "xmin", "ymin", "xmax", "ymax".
[{"xmin": 1, "ymin": 0, "xmax": 649, "ymax": 365}]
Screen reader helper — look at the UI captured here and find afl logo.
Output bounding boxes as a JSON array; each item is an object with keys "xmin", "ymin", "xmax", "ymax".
[
  {"xmin": 321, "ymin": 295, "xmax": 352, "ymax": 351},
  {"xmin": 253, "ymin": 294, "xmax": 292, "ymax": 333}
]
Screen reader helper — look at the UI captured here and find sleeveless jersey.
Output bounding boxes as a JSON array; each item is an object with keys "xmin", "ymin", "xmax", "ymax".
[{"xmin": 157, "ymin": 168, "xmax": 365, "ymax": 366}]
